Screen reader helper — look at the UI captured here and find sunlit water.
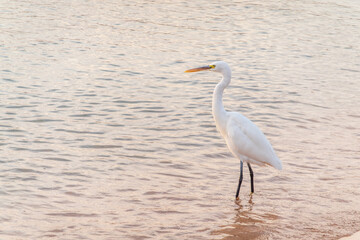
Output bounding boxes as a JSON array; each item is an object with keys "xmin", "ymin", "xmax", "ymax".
[{"xmin": 1, "ymin": 0, "xmax": 360, "ymax": 239}]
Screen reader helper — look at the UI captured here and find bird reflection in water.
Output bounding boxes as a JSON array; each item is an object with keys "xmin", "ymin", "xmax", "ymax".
[{"xmin": 213, "ymin": 195, "xmax": 279, "ymax": 240}]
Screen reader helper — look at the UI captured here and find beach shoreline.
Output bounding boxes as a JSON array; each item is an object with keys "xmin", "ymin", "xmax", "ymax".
[{"xmin": 339, "ymin": 231, "xmax": 360, "ymax": 240}]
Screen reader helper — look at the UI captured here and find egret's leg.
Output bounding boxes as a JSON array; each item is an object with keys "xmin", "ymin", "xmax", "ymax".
[
  {"xmin": 247, "ymin": 163, "xmax": 254, "ymax": 193},
  {"xmin": 235, "ymin": 161, "xmax": 243, "ymax": 199}
]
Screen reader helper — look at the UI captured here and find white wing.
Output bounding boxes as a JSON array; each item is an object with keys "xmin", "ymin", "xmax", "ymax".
[{"xmin": 225, "ymin": 112, "xmax": 282, "ymax": 170}]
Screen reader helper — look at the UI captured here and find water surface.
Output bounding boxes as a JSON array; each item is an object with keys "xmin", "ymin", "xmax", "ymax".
[{"xmin": 1, "ymin": 0, "xmax": 360, "ymax": 239}]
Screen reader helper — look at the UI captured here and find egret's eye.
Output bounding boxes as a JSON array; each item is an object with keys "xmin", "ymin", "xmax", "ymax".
[{"xmin": 209, "ymin": 65, "xmax": 215, "ymax": 69}]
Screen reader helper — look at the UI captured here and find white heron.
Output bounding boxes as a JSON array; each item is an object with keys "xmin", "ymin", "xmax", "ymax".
[{"xmin": 185, "ymin": 61, "xmax": 282, "ymax": 199}]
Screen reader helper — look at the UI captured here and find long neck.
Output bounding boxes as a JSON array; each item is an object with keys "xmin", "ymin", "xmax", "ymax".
[{"xmin": 212, "ymin": 71, "xmax": 231, "ymax": 133}]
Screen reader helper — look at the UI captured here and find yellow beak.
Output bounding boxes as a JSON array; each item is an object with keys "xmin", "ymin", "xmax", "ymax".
[{"xmin": 185, "ymin": 66, "xmax": 211, "ymax": 73}]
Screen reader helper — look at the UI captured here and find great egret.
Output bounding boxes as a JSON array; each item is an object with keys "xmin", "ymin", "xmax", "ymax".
[{"xmin": 185, "ymin": 61, "xmax": 282, "ymax": 199}]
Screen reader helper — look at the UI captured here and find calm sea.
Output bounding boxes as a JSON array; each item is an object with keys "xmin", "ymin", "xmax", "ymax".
[{"xmin": 1, "ymin": 0, "xmax": 360, "ymax": 239}]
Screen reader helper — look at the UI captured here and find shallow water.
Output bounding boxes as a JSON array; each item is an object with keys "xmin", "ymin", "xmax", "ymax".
[{"xmin": 1, "ymin": 0, "xmax": 360, "ymax": 239}]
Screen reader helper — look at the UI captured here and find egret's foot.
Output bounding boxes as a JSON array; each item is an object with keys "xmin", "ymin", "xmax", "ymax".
[{"xmin": 236, "ymin": 197, "xmax": 239, "ymax": 201}]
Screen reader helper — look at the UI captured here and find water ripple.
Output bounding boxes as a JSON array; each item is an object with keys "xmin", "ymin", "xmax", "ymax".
[{"xmin": 1, "ymin": 0, "xmax": 359, "ymax": 239}]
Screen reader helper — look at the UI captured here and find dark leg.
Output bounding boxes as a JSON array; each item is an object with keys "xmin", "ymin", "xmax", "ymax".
[
  {"xmin": 247, "ymin": 163, "xmax": 254, "ymax": 193},
  {"xmin": 235, "ymin": 161, "xmax": 243, "ymax": 199}
]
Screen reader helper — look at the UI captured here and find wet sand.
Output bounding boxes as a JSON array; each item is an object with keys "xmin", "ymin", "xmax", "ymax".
[{"xmin": 340, "ymin": 231, "xmax": 360, "ymax": 240}]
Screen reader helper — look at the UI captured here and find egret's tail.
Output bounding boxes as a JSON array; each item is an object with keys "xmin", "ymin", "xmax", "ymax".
[{"xmin": 270, "ymin": 156, "xmax": 282, "ymax": 170}]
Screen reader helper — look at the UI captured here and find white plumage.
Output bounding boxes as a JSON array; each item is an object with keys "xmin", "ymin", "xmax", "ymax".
[
  {"xmin": 186, "ymin": 61, "xmax": 282, "ymax": 198},
  {"xmin": 223, "ymin": 111, "xmax": 282, "ymax": 170}
]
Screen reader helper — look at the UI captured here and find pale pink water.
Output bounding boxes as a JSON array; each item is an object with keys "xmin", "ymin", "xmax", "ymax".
[{"xmin": 1, "ymin": 0, "xmax": 360, "ymax": 239}]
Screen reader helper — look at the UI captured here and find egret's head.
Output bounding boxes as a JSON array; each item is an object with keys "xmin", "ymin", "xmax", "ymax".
[
  {"xmin": 185, "ymin": 61, "xmax": 230, "ymax": 74},
  {"xmin": 210, "ymin": 61, "xmax": 230, "ymax": 73}
]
